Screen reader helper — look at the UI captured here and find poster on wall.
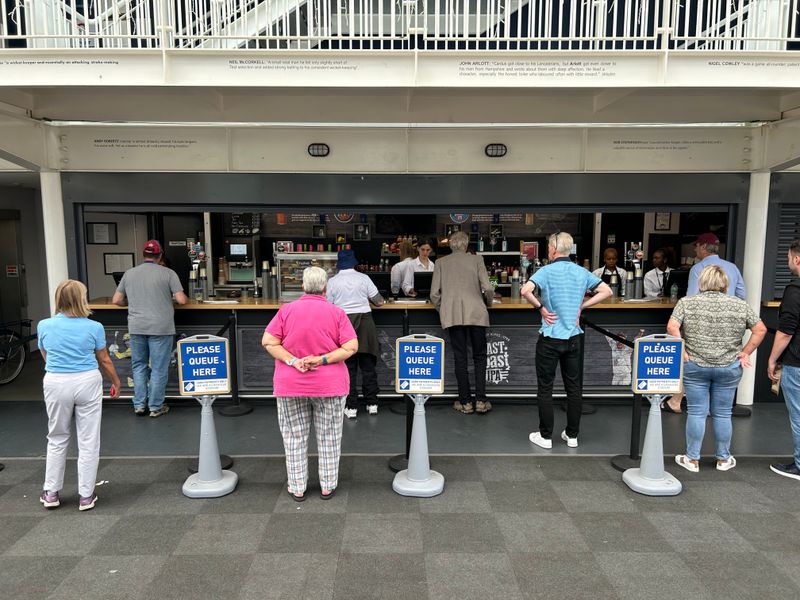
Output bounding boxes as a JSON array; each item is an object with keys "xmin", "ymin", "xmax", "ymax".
[
  {"xmin": 103, "ymin": 253, "xmax": 134, "ymax": 275},
  {"xmin": 86, "ymin": 222, "xmax": 118, "ymax": 245}
]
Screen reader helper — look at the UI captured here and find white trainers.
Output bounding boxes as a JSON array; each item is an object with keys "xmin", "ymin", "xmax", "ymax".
[
  {"xmin": 344, "ymin": 408, "xmax": 357, "ymax": 419},
  {"xmin": 716, "ymin": 456, "xmax": 737, "ymax": 471},
  {"xmin": 366, "ymin": 404, "xmax": 378, "ymax": 415},
  {"xmin": 529, "ymin": 432, "xmax": 552, "ymax": 449},
  {"xmin": 561, "ymin": 430, "xmax": 578, "ymax": 448}
]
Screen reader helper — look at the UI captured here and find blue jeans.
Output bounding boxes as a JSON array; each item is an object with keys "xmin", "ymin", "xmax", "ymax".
[
  {"xmin": 682, "ymin": 360, "xmax": 742, "ymax": 461},
  {"xmin": 130, "ymin": 334, "xmax": 174, "ymax": 411},
  {"xmin": 780, "ymin": 364, "xmax": 800, "ymax": 466}
]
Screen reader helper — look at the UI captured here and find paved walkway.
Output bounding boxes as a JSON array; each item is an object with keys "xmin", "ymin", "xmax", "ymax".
[{"xmin": 2, "ymin": 455, "xmax": 799, "ymax": 599}]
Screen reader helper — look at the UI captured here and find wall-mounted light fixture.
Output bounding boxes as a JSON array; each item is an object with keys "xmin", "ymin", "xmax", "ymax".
[
  {"xmin": 484, "ymin": 143, "xmax": 507, "ymax": 158},
  {"xmin": 308, "ymin": 143, "xmax": 330, "ymax": 157}
]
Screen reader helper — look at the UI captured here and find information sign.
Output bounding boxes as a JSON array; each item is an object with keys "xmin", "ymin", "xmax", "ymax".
[
  {"xmin": 395, "ymin": 334, "xmax": 444, "ymax": 394},
  {"xmin": 177, "ymin": 335, "xmax": 230, "ymax": 396},
  {"xmin": 632, "ymin": 334, "xmax": 683, "ymax": 395}
]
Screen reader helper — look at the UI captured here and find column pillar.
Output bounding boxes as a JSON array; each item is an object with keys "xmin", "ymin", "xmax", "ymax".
[
  {"xmin": 739, "ymin": 171, "xmax": 771, "ymax": 405},
  {"xmin": 40, "ymin": 171, "xmax": 69, "ymax": 315}
]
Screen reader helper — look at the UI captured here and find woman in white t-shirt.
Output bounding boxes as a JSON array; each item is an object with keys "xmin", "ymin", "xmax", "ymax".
[
  {"xmin": 390, "ymin": 240, "xmax": 415, "ymax": 296},
  {"xmin": 403, "ymin": 238, "xmax": 436, "ymax": 296}
]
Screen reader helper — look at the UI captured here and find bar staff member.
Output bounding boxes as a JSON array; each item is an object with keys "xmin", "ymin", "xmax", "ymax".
[
  {"xmin": 592, "ymin": 248, "xmax": 627, "ymax": 285},
  {"xmin": 390, "ymin": 240, "xmax": 415, "ymax": 296},
  {"xmin": 644, "ymin": 248, "xmax": 671, "ymax": 298},
  {"xmin": 403, "ymin": 238, "xmax": 435, "ymax": 296}
]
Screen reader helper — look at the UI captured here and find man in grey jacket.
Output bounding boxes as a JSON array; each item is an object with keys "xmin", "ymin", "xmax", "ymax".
[{"xmin": 430, "ymin": 231, "xmax": 495, "ymax": 414}]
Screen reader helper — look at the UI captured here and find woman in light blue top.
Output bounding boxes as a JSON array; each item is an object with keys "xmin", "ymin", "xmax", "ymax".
[{"xmin": 37, "ymin": 280, "xmax": 120, "ymax": 511}]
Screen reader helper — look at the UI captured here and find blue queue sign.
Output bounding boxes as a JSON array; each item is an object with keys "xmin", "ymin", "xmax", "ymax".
[
  {"xmin": 395, "ymin": 334, "xmax": 444, "ymax": 395},
  {"xmin": 177, "ymin": 335, "xmax": 231, "ymax": 396},
  {"xmin": 632, "ymin": 334, "xmax": 684, "ymax": 395}
]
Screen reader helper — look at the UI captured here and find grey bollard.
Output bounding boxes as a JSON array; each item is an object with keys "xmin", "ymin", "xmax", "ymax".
[
  {"xmin": 182, "ymin": 395, "xmax": 238, "ymax": 498},
  {"xmin": 393, "ymin": 394, "xmax": 444, "ymax": 497},
  {"xmin": 622, "ymin": 395, "xmax": 682, "ymax": 496}
]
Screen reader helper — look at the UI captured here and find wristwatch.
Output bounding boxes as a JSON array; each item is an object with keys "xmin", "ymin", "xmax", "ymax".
[
  {"xmin": 285, "ymin": 357, "xmax": 298, "ymax": 366},
  {"xmin": 321, "ymin": 355, "xmax": 328, "ymax": 365}
]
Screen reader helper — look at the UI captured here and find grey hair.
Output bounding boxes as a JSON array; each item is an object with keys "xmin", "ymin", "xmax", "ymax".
[
  {"xmin": 449, "ymin": 231, "xmax": 469, "ymax": 252},
  {"xmin": 698, "ymin": 265, "xmax": 728, "ymax": 293},
  {"xmin": 703, "ymin": 242, "xmax": 719, "ymax": 254},
  {"xmin": 548, "ymin": 232, "xmax": 573, "ymax": 255},
  {"xmin": 302, "ymin": 266, "xmax": 328, "ymax": 294}
]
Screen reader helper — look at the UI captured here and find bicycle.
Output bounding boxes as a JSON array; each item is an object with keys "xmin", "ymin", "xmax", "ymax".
[{"xmin": 0, "ymin": 319, "xmax": 36, "ymax": 385}]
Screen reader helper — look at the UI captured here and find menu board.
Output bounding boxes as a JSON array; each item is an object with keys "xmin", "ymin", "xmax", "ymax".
[{"xmin": 226, "ymin": 213, "xmax": 260, "ymax": 236}]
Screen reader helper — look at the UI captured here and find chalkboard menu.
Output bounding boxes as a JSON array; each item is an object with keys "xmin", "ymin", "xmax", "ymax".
[{"xmin": 226, "ymin": 213, "xmax": 260, "ymax": 236}]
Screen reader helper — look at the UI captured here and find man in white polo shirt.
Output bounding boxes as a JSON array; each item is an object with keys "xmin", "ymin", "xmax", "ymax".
[{"xmin": 327, "ymin": 250, "xmax": 385, "ymax": 419}]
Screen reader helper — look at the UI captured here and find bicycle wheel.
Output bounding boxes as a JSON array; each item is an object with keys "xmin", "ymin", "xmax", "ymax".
[{"xmin": 0, "ymin": 332, "xmax": 27, "ymax": 385}]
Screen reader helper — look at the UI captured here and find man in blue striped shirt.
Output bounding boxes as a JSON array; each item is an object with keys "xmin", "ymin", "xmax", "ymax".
[{"xmin": 521, "ymin": 232, "xmax": 613, "ymax": 449}]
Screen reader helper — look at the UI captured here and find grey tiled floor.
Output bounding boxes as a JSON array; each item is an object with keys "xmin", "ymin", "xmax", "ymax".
[{"xmin": 2, "ymin": 455, "xmax": 800, "ymax": 599}]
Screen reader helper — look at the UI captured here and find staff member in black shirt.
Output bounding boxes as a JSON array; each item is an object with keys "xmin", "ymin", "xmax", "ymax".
[{"xmin": 768, "ymin": 239, "xmax": 800, "ymax": 481}]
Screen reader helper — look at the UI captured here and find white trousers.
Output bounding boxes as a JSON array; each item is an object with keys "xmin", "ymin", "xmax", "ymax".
[{"xmin": 43, "ymin": 370, "xmax": 103, "ymax": 498}]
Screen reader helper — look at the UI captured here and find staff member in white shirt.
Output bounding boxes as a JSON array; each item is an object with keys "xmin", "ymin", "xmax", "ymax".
[
  {"xmin": 592, "ymin": 248, "xmax": 627, "ymax": 285},
  {"xmin": 403, "ymin": 238, "xmax": 436, "ymax": 296},
  {"xmin": 327, "ymin": 249, "xmax": 384, "ymax": 418},
  {"xmin": 390, "ymin": 240, "xmax": 415, "ymax": 296},
  {"xmin": 644, "ymin": 248, "xmax": 672, "ymax": 298}
]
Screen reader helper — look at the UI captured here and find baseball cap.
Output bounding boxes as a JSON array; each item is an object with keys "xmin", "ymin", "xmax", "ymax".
[
  {"xmin": 143, "ymin": 239, "xmax": 162, "ymax": 255},
  {"xmin": 692, "ymin": 233, "xmax": 719, "ymax": 246}
]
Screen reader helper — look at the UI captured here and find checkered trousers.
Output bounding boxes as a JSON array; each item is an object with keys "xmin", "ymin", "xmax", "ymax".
[{"xmin": 276, "ymin": 395, "xmax": 346, "ymax": 494}]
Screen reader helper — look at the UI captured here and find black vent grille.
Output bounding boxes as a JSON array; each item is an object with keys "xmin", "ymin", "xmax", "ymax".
[{"xmin": 775, "ymin": 206, "xmax": 800, "ymax": 298}]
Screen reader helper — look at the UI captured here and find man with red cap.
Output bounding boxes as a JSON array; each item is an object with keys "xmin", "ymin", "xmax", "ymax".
[
  {"xmin": 687, "ymin": 232, "xmax": 745, "ymax": 299},
  {"xmin": 112, "ymin": 240, "xmax": 187, "ymax": 417}
]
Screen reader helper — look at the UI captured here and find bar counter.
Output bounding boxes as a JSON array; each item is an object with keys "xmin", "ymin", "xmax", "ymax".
[
  {"xmin": 89, "ymin": 296, "xmax": 677, "ymax": 311},
  {"xmin": 89, "ymin": 295, "xmax": 676, "ymax": 399}
]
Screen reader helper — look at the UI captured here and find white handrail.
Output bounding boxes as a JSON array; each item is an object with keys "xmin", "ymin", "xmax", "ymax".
[{"xmin": 1, "ymin": 0, "xmax": 798, "ymax": 49}]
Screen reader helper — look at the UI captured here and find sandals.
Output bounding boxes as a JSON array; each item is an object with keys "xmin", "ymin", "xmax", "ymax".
[
  {"xmin": 675, "ymin": 455, "xmax": 700, "ymax": 473},
  {"xmin": 660, "ymin": 400, "xmax": 683, "ymax": 414},
  {"xmin": 287, "ymin": 489, "xmax": 306, "ymax": 502},
  {"xmin": 320, "ymin": 488, "xmax": 336, "ymax": 500}
]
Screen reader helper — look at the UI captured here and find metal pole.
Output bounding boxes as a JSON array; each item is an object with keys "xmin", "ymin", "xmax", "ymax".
[{"xmin": 219, "ymin": 310, "xmax": 253, "ymax": 416}]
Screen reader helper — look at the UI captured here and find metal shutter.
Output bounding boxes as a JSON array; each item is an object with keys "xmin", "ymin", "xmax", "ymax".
[{"xmin": 775, "ymin": 206, "xmax": 800, "ymax": 298}]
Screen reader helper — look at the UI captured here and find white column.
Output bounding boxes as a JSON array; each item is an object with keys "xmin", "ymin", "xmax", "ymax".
[
  {"xmin": 738, "ymin": 171, "xmax": 771, "ymax": 405},
  {"xmin": 40, "ymin": 171, "xmax": 69, "ymax": 315}
]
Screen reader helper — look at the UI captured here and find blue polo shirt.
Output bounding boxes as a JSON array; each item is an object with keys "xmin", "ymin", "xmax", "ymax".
[
  {"xmin": 37, "ymin": 313, "xmax": 107, "ymax": 373},
  {"xmin": 687, "ymin": 254, "xmax": 746, "ymax": 299},
  {"xmin": 530, "ymin": 258, "xmax": 602, "ymax": 340}
]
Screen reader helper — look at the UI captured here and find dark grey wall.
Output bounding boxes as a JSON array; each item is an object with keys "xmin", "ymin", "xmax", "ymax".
[{"xmin": 61, "ymin": 172, "xmax": 751, "ymax": 278}]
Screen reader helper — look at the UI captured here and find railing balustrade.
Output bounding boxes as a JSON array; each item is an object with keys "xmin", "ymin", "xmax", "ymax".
[{"xmin": 1, "ymin": 0, "xmax": 797, "ymax": 50}]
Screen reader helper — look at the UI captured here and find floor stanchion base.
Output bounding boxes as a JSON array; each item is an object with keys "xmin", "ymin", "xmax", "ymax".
[
  {"xmin": 188, "ymin": 455, "xmax": 233, "ymax": 474},
  {"xmin": 392, "ymin": 469, "xmax": 444, "ymax": 497},
  {"xmin": 182, "ymin": 469, "xmax": 238, "ymax": 498},
  {"xmin": 732, "ymin": 405, "xmax": 752, "ymax": 418},
  {"xmin": 388, "ymin": 454, "xmax": 408, "ymax": 473},
  {"xmin": 623, "ymin": 468, "xmax": 682, "ymax": 496},
  {"xmin": 218, "ymin": 402, "xmax": 253, "ymax": 417},
  {"xmin": 610, "ymin": 455, "xmax": 640, "ymax": 472}
]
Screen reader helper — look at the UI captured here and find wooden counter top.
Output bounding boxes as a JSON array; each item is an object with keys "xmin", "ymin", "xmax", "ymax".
[{"xmin": 89, "ymin": 296, "xmax": 676, "ymax": 311}]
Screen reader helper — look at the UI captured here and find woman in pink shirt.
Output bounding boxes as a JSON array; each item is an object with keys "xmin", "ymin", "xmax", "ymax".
[{"xmin": 262, "ymin": 266, "xmax": 358, "ymax": 501}]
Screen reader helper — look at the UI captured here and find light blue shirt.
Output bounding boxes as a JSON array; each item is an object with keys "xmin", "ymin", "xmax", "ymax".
[
  {"xmin": 687, "ymin": 254, "xmax": 745, "ymax": 299},
  {"xmin": 37, "ymin": 313, "xmax": 106, "ymax": 373},
  {"xmin": 531, "ymin": 258, "xmax": 602, "ymax": 340}
]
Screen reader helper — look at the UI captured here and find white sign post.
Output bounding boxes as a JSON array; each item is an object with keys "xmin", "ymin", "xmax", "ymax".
[
  {"xmin": 178, "ymin": 335, "xmax": 238, "ymax": 498},
  {"xmin": 392, "ymin": 334, "xmax": 445, "ymax": 498},
  {"xmin": 623, "ymin": 334, "xmax": 683, "ymax": 496}
]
